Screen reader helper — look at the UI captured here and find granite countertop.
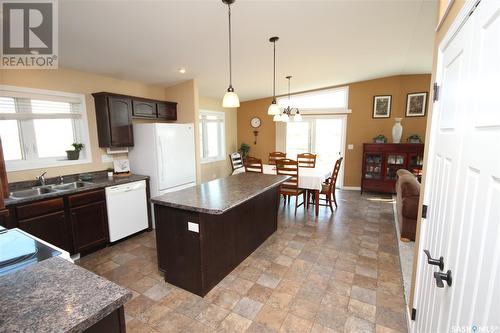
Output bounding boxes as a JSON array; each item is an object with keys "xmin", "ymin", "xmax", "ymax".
[
  {"xmin": 0, "ymin": 257, "xmax": 132, "ymax": 333},
  {"xmin": 151, "ymin": 172, "xmax": 289, "ymax": 214},
  {"xmin": 5, "ymin": 173, "xmax": 149, "ymax": 206}
]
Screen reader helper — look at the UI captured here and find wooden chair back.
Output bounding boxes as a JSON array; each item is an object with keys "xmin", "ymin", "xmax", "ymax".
[
  {"xmin": 268, "ymin": 151, "xmax": 286, "ymax": 165},
  {"xmin": 297, "ymin": 153, "xmax": 317, "ymax": 168},
  {"xmin": 244, "ymin": 156, "xmax": 263, "ymax": 173},
  {"xmin": 229, "ymin": 152, "xmax": 244, "ymax": 173},
  {"xmin": 276, "ymin": 159, "xmax": 299, "ymax": 190},
  {"xmin": 324, "ymin": 157, "xmax": 343, "ymax": 194}
]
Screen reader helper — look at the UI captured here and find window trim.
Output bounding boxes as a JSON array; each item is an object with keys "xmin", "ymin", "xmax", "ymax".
[
  {"xmin": 0, "ymin": 85, "xmax": 92, "ymax": 172},
  {"xmin": 199, "ymin": 109, "xmax": 226, "ymax": 164},
  {"xmin": 276, "ymin": 86, "xmax": 351, "ymax": 113}
]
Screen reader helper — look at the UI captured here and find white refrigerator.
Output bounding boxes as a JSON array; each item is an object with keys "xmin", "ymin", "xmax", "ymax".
[{"xmin": 128, "ymin": 123, "xmax": 196, "ymax": 200}]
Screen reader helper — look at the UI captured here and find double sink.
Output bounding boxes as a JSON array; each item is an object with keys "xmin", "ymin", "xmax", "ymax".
[{"xmin": 10, "ymin": 181, "xmax": 94, "ymax": 200}]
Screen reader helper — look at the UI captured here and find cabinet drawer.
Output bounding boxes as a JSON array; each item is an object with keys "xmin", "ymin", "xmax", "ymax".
[
  {"xmin": 16, "ymin": 198, "xmax": 64, "ymax": 220},
  {"xmin": 68, "ymin": 189, "xmax": 105, "ymax": 208}
]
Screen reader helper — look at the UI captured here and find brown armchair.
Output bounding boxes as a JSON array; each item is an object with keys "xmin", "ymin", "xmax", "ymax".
[{"xmin": 395, "ymin": 169, "xmax": 420, "ymax": 241}]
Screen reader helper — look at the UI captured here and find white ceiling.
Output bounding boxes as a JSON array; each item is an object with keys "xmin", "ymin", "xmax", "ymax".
[{"xmin": 59, "ymin": 0, "xmax": 438, "ymax": 101}]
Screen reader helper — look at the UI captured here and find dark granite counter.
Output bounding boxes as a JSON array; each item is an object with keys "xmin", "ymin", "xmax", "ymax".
[
  {"xmin": 0, "ymin": 257, "xmax": 132, "ymax": 333},
  {"xmin": 151, "ymin": 172, "xmax": 289, "ymax": 214},
  {"xmin": 5, "ymin": 173, "xmax": 149, "ymax": 206}
]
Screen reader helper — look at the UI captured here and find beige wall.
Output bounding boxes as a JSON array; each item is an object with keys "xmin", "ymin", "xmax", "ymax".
[
  {"xmin": 0, "ymin": 65, "xmax": 234, "ymax": 185},
  {"xmin": 198, "ymin": 97, "xmax": 238, "ymax": 183},
  {"xmin": 237, "ymin": 74, "xmax": 431, "ymax": 187},
  {"xmin": 1, "ymin": 68, "xmax": 166, "ymax": 183}
]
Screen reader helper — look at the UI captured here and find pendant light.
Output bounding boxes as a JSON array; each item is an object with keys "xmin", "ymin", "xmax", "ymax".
[
  {"xmin": 222, "ymin": 0, "xmax": 240, "ymax": 108},
  {"xmin": 268, "ymin": 36, "xmax": 280, "ymax": 116},
  {"xmin": 279, "ymin": 76, "xmax": 301, "ymax": 122}
]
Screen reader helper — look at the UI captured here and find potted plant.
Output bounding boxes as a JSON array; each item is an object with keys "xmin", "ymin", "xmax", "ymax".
[
  {"xmin": 239, "ymin": 143, "xmax": 250, "ymax": 158},
  {"xmin": 66, "ymin": 143, "xmax": 85, "ymax": 160},
  {"xmin": 373, "ymin": 134, "xmax": 387, "ymax": 143},
  {"xmin": 106, "ymin": 168, "xmax": 114, "ymax": 178}
]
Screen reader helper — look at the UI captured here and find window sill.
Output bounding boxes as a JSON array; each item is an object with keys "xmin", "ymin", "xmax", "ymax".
[
  {"xmin": 6, "ymin": 157, "xmax": 92, "ymax": 172},
  {"xmin": 200, "ymin": 157, "xmax": 226, "ymax": 165}
]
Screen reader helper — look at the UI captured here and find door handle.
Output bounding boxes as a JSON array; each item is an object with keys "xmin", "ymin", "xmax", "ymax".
[
  {"xmin": 433, "ymin": 270, "xmax": 452, "ymax": 288},
  {"xmin": 423, "ymin": 249, "xmax": 444, "ymax": 271}
]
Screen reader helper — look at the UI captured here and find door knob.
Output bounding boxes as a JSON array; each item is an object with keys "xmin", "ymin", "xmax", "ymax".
[
  {"xmin": 433, "ymin": 270, "xmax": 452, "ymax": 288},
  {"xmin": 423, "ymin": 249, "xmax": 444, "ymax": 271}
]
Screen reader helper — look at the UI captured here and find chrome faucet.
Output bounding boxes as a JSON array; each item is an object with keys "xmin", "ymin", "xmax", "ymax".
[{"xmin": 35, "ymin": 171, "xmax": 47, "ymax": 186}]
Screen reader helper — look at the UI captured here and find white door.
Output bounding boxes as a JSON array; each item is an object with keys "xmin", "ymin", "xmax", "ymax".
[
  {"xmin": 156, "ymin": 124, "xmax": 196, "ymax": 191},
  {"xmin": 414, "ymin": 1, "xmax": 500, "ymax": 332}
]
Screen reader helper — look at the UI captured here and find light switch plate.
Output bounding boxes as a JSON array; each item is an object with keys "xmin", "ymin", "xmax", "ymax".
[
  {"xmin": 187, "ymin": 222, "xmax": 199, "ymax": 233},
  {"xmin": 347, "ymin": 144, "xmax": 354, "ymax": 150}
]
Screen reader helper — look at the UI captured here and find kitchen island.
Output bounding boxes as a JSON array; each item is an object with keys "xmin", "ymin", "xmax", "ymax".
[{"xmin": 151, "ymin": 172, "xmax": 288, "ymax": 296}]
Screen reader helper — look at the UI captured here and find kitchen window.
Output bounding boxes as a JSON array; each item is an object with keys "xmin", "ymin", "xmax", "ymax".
[
  {"xmin": 0, "ymin": 86, "xmax": 92, "ymax": 171},
  {"xmin": 199, "ymin": 110, "xmax": 225, "ymax": 163}
]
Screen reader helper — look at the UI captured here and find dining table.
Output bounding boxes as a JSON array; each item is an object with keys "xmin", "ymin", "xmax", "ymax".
[{"xmin": 261, "ymin": 164, "xmax": 332, "ymax": 216}]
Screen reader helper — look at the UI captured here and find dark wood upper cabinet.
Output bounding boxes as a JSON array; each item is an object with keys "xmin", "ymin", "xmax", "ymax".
[
  {"xmin": 93, "ymin": 92, "xmax": 177, "ymax": 147},
  {"xmin": 132, "ymin": 100, "xmax": 156, "ymax": 118},
  {"xmin": 157, "ymin": 102, "xmax": 177, "ymax": 120}
]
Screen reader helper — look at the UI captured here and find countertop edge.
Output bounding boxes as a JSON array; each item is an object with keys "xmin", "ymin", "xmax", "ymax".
[{"xmin": 151, "ymin": 175, "xmax": 290, "ymax": 214}]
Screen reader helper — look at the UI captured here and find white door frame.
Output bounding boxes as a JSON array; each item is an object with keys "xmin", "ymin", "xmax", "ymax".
[{"xmin": 410, "ymin": 1, "xmax": 485, "ymax": 332}]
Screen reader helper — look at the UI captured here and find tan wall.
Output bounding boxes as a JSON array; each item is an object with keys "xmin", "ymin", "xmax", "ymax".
[
  {"xmin": 409, "ymin": 0, "xmax": 465, "ymax": 309},
  {"xmin": 237, "ymin": 74, "xmax": 431, "ymax": 187},
  {"xmin": 198, "ymin": 97, "xmax": 238, "ymax": 182},
  {"xmin": 1, "ymin": 68, "xmax": 166, "ymax": 183}
]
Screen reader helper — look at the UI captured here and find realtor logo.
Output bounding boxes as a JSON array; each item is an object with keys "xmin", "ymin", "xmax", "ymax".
[{"xmin": 1, "ymin": 0, "xmax": 58, "ymax": 68}]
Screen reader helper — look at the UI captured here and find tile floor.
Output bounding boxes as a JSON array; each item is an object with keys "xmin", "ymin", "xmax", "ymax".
[{"xmin": 77, "ymin": 190, "xmax": 407, "ymax": 333}]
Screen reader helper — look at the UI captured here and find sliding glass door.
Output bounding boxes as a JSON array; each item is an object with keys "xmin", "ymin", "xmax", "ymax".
[{"xmin": 285, "ymin": 115, "xmax": 346, "ymax": 187}]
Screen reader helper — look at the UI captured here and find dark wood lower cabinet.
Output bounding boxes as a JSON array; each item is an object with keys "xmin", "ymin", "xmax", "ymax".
[
  {"xmin": 18, "ymin": 211, "xmax": 70, "ymax": 251},
  {"xmin": 84, "ymin": 306, "xmax": 126, "ymax": 333},
  {"xmin": 70, "ymin": 200, "xmax": 108, "ymax": 253},
  {"xmin": 154, "ymin": 186, "xmax": 279, "ymax": 296}
]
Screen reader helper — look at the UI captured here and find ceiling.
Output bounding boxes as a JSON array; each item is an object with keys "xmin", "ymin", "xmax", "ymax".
[{"xmin": 59, "ymin": 0, "xmax": 438, "ymax": 102}]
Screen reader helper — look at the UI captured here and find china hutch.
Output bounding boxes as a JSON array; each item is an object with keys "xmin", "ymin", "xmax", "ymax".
[{"xmin": 361, "ymin": 143, "xmax": 424, "ymax": 194}]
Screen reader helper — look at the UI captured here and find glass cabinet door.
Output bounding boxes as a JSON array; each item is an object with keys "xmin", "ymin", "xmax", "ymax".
[
  {"xmin": 408, "ymin": 153, "xmax": 424, "ymax": 180},
  {"xmin": 385, "ymin": 153, "xmax": 406, "ymax": 180},
  {"xmin": 364, "ymin": 153, "xmax": 383, "ymax": 179}
]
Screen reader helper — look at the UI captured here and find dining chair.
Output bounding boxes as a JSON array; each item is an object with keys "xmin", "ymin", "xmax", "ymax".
[
  {"xmin": 268, "ymin": 152, "xmax": 287, "ymax": 165},
  {"xmin": 276, "ymin": 159, "xmax": 305, "ymax": 215},
  {"xmin": 244, "ymin": 156, "xmax": 263, "ymax": 173},
  {"xmin": 308, "ymin": 157, "xmax": 343, "ymax": 212},
  {"xmin": 229, "ymin": 152, "xmax": 244, "ymax": 174},
  {"xmin": 297, "ymin": 153, "xmax": 317, "ymax": 168}
]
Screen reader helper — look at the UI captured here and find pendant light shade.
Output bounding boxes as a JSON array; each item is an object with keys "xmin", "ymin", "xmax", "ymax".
[
  {"xmin": 223, "ymin": 90, "xmax": 240, "ymax": 108},
  {"xmin": 268, "ymin": 102, "xmax": 280, "ymax": 115},
  {"xmin": 222, "ymin": 0, "xmax": 239, "ymax": 108},
  {"xmin": 293, "ymin": 112, "xmax": 302, "ymax": 122},
  {"xmin": 281, "ymin": 113, "xmax": 290, "ymax": 122},
  {"xmin": 273, "ymin": 114, "xmax": 281, "ymax": 122},
  {"xmin": 267, "ymin": 36, "xmax": 280, "ymax": 115}
]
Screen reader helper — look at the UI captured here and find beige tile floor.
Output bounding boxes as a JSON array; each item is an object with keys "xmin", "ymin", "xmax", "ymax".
[{"xmin": 77, "ymin": 190, "xmax": 407, "ymax": 333}]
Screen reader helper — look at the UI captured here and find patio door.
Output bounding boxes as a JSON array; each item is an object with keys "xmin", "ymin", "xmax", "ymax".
[
  {"xmin": 285, "ymin": 115, "xmax": 346, "ymax": 187},
  {"xmin": 413, "ymin": 1, "xmax": 500, "ymax": 332}
]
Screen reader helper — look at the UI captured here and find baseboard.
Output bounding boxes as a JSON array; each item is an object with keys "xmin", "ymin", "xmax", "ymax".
[{"xmin": 342, "ymin": 186, "xmax": 361, "ymax": 191}]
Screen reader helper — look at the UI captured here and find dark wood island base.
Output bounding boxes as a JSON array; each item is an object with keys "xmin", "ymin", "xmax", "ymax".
[{"xmin": 152, "ymin": 173, "xmax": 288, "ymax": 296}]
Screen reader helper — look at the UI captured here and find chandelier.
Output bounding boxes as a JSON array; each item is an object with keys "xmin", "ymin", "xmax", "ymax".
[{"xmin": 274, "ymin": 76, "xmax": 302, "ymax": 122}]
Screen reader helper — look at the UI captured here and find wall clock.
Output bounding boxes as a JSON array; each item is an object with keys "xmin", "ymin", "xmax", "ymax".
[{"xmin": 250, "ymin": 117, "xmax": 261, "ymax": 128}]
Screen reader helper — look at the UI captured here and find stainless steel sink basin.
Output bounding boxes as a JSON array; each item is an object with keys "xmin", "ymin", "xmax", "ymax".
[
  {"xmin": 10, "ymin": 186, "xmax": 55, "ymax": 199},
  {"xmin": 51, "ymin": 181, "xmax": 93, "ymax": 191}
]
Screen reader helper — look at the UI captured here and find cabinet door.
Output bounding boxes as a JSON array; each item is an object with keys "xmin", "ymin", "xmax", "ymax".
[
  {"xmin": 108, "ymin": 96, "xmax": 134, "ymax": 147},
  {"xmin": 70, "ymin": 201, "xmax": 108, "ymax": 253},
  {"xmin": 18, "ymin": 211, "xmax": 70, "ymax": 252},
  {"xmin": 157, "ymin": 102, "xmax": 177, "ymax": 120},
  {"xmin": 384, "ymin": 153, "xmax": 406, "ymax": 180},
  {"xmin": 132, "ymin": 100, "xmax": 156, "ymax": 118}
]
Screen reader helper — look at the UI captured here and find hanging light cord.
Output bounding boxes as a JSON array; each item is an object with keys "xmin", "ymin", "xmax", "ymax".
[
  {"xmin": 227, "ymin": 3, "xmax": 233, "ymax": 90},
  {"xmin": 272, "ymin": 41, "xmax": 276, "ymax": 101}
]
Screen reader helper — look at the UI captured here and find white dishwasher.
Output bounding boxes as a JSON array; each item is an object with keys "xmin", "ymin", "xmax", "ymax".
[{"xmin": 105, "ymin": 180, "xmax": 149, "ymax": 242}]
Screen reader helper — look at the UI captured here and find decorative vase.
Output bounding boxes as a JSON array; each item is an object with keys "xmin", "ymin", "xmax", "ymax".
[
  {"xmin": 66, "ymin": 150, "xmax": 80, "ymax": 160},
  {"xmin": 392, "ymin": 118, "xmax": 403, "ymax": 143}
]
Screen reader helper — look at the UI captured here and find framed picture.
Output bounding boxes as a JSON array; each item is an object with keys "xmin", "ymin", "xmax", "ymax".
[
  {"xmin": 406, "ymin": 92, "xmax": 428, "ymax": 117},
  {"xmin": 373, "ymin": 95, "xmax": 392, "ymax": 118}
]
